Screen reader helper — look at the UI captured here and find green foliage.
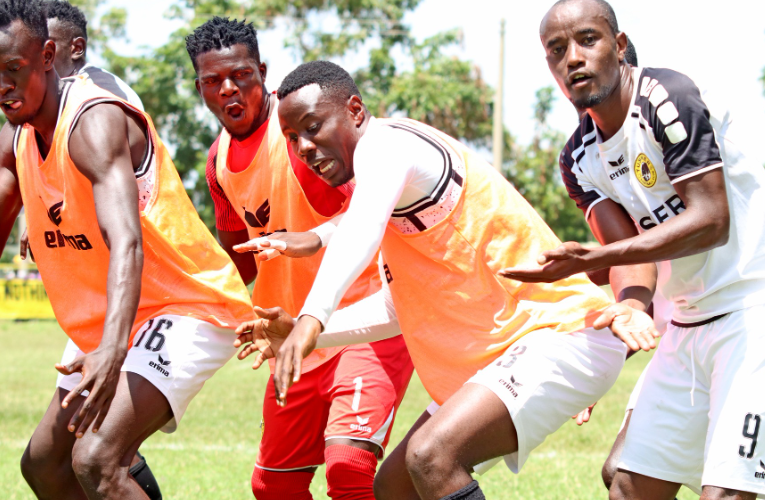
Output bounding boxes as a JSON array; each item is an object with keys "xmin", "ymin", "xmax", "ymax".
[{"xmin": 502, "ymin": 86, "xmax": 593, "ymax": 242}]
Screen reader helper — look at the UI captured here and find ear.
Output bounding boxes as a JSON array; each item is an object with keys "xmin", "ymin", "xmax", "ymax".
[
  {"xmin": 615, "ymin": 31, "xmax": 628, "ymax": 63},
  {"xmin": 348, "ymin": 95, "xmax": 365, "ymax": 126},
  {"xmin": 259, "ymin": 62, "xmax": 267, "ymax": 83},
  {"xmin": 71, "ymin": 37, "xmax": 86, "ymax": 62},
  {"xmin": 42, "ymin": 39, "xmax": 56, "ymax": 71}
]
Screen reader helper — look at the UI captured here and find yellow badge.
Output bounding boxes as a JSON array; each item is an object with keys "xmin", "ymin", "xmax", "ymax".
[
  {"xmin": 634, "ymin": 153, "xmax": 657, "ymax": 188},
  {"xmin": 260, "ymin": 417, "xmax": 265, "ymax": 439}
]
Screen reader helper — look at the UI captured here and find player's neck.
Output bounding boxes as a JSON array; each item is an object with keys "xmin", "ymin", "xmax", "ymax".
[
  {"xmin": 587, "ymin": 64, "xmax": 634, "ymax": 142},
  {"xmin": 71, "ymin": 59, "xmax": 87, "ymax": 76},
  {"xmin": 28, "ymin": 73, "xmax": 65, "ymax": 151}
]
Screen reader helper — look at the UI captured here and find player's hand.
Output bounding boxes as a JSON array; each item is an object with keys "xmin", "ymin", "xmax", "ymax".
[
  {"xmin": 233, "ymin": 231, "xmax": 322, "ymax": 262},
  {"xmin": 19, "ymin": 228, "xmax": 34, "ymax": 262},
  {"xmin": 572, "ymin": 402, "xmax": 597, "ymax": 426},
  {"xmin": 594, "ymin": 302, "xmax": 659, "ymax": 352},
  {"xmin": 273, "ymin": 315, "xmax": 323, "ymax": 407},
  {"xmin": 234, "ymin": 306, "xmax": 295, "ymax": 369},
  {"xmin": 498, "ymin": 242, "xmax": 593, "ymax": 283},
  {"xmin": 55, "ymin": 346, "xmax": 126, "ymax": 438}
]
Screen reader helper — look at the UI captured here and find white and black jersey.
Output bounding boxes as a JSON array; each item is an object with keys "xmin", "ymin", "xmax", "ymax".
[
  {"xmin": 561, "ymin": 66, "xmax": 765, "ymax": 324},
  {"xmin": 78, "ymin": 64, "xmax": 144, "ymax": 111}
]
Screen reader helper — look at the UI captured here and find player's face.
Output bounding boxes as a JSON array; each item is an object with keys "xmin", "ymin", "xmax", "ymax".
[
  {"xmin": 278, "ymin": 84, "xmax": 365, "ymax": 188},
  {"xmin": 540, "ymin": 0, "xmax": 623, "ymax": 110},
  {"xmin": 47, "ymin": 19, "xmax": 78, "ymax": 78},
  {"xmin": 0, "ymin": 21, "xmax": 56, "ymax": 126},
  {"xmin": 195, "ymin": 44, "xmax": 267, "ymax": 140}
]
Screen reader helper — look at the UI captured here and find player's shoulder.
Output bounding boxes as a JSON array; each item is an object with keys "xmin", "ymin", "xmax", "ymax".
[
  {"xmin": 0, "ymin": 122, "xmax": 18, "ymax": 174},
  {"xmin": 560, "ymin": 114, "xmax": 597, "ymax": 172},
  {"xmin": 634, "ymin": 67, "xmax": 706, "ymax": 116}
]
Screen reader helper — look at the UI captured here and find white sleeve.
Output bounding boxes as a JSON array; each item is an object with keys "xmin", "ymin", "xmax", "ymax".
[
  {"xmin": 299, "ymin": 131, "xmax": 413, "ymax": 326},
  {"xmin": 315, "ymin": 274, "xmax": 399, "ymax": 348},
  {"xmin": 309, "ymin": 213, "xmax": 344, "ymax": 248}
]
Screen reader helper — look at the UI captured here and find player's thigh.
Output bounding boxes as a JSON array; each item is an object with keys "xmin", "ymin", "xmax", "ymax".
[
  {"xmin": 71, "ymin": 371, "xmax": 172, "ymax": 467},
  {"xmin": 702, "ymin": 305, "xmax": 765, "ymax": 495},
  {"xmin": 324, "ymin": 339, "xmax": 414, "ymax": 456},
  {"xmin": 258, "ymin": 370, "xmax": 329, "ymax": 470},
  {"xmin": 24, "ymin": 388, "xmax": 83, "ymax": 469},
  {"xmin": 375, "ymin": 409, "xmax": 431, "ymax": 500}
]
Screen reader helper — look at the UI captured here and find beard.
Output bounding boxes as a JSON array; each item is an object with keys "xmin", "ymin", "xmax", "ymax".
[{"xmin": 570, "ymin": 81, "xmax": 615, "ymax": 110}]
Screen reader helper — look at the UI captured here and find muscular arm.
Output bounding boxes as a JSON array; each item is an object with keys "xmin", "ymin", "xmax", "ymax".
[
  {"xmin": 218, "ymin": 228, "xmax": 257, "ymax": 285},
  {"xmin": 588, "ymin": 199, "xmax": 657, "ymax": 312},
  {"xmin": 69, "ymin": 103, "xmax": 145, "ymax": 354},
  {"xmin": 0, "ymin": 123, "xmax": 22, "ymax": 248}
]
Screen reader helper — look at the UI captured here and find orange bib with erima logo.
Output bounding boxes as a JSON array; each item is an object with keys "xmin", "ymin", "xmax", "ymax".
[
  {"xmin": 15, "ymin": 77, "xmax": 253, "ymax": 353},
  {"xmin": 215, "ymin": 100, "xmax": 382, "ymax": 374},
  {"xmin": 377, "ymin": 118, "xmax": 612, "ymax": 405}
]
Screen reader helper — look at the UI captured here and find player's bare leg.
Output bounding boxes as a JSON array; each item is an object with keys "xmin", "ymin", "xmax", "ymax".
[
  {"xmin": 23, "ymin": 372, "xmax": 172, "ymax": 500},
  {"xmin": 602, "ymin": 410, "xmax": 631, "ymax": 490},
  {"xmin": 374, "ymin": 411, "xmax": 430, "ymax": 500},
  {"xmin": 404, "ymin": 383, "xmax": 518, "ymax": 500},
  {"xmin": 609, "ymin": 471, "xmax": 683, "ymax": 500},
  {"xmin": 700, "ymin": 487, "xmax": 757, "ymax": 500},
  {"xmin": 22, "ymin": 389, "xmax": 88, "ymax": 500}
]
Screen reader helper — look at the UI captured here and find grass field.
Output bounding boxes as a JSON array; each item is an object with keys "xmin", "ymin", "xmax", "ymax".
[{"xmin": 0, "ymin": 320, "xmax": 699, "ymax": 499}]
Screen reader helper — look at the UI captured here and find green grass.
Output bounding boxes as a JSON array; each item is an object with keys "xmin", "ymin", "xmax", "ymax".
[{"xmin": 0, "ymin": 321, "xmax": 698, "ymax": 499}]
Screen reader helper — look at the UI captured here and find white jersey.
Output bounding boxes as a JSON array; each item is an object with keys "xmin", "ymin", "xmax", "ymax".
[
  {"xmin": 561, "ymin": 66, "xmax": 765, "ymax": 324},
  {"xmin": 78, "ymin": 64, "xmax": 144, "ymax": 111}
]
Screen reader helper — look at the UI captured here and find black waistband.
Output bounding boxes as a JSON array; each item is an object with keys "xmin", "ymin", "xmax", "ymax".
[{"xmin": 670, "ymin": 313, "xmax": 728, "ymax": 329}]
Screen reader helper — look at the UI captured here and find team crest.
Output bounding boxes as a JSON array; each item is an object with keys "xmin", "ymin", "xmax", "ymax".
[{"xmin": 634, "ymin": 153, "xmax": 657, "ymax": 188}]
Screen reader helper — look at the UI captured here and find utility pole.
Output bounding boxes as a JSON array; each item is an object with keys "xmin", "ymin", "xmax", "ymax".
[{"xmin": 492, "ymin": 19, "xmax": 506, "ymax": 171}]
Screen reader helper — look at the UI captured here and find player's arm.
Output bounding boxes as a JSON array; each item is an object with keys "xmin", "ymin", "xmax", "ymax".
[
  {"xmin": 232, "ymin": 213, "xmax": 343, "ymax": 261},
  {"xmin": 57, "ymin": 103, "xmax": 145, "ymax": 437},
  {"xmin": 204, "ymin": 143, "xmax": 258, "ymax": 284},
  {"xmin": 501, "ymin": 72, "xmax": 729, "ymax": 282},
  {"xmin": 0, "ymin": 123, "xmax": 22, "ymax": 249}
]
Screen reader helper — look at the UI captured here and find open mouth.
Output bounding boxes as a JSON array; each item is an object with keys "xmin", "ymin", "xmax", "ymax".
[
  {"xmin": 224, "ymin": 103, "xmax": 245, "ymax": 119},
  {"xmin": 1, "ymin": 100, "xmax": 22, "ymax": 112},
  {"xmin": 313, "ymin": 159, "xmax": 336, "ymax": 176},
  {"xmin": 569, "ymin": 74, "xmax": 592, "ymax": 88}
]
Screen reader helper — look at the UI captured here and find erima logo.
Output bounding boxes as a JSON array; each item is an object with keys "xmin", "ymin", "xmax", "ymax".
[
  {"xmin": 350, "ymin": 415, "xmax": 372, "ymax": 433},
  {"xmin": 610, "ymin": 166, "xmax": 629, "ymax": 181},
  {"xmin": 149, "ymin": 354, "xmax": 170, "ymax": 377},
  {"xmin": 244, "ymin": 199, "xmax": 270, "ymax": 228},
  {"xmin": 755, "ymin": 461, "xmax": 765, "ymax": 479},
  {"xmin": 44, "ymin": 230, "xmax": 93, "ymax": 251},
  {"xmin": 47, "ymin": 201, "xmax": 63, "ymax": 226},
  {"xmin": 607, "ymin": 155, "xmax": 625, "ymax": 167},
  {"xmin": 499, "ymin": 378, "xmax": 520, "ymax": 398}
]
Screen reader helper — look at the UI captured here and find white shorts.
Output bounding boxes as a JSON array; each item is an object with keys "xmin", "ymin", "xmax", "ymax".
[
  {"xmin": 619, "ymin": 304, "xmax": 765, "ymax": 496},
  {"xmin": 619, "ymin": 358, "xmax": 652, "ymax": 432},
  {"xmin": 446, "ymin": 326, "xmax": 626, "ymax": 474},
  {"xmin": 57, "ymin": 314, "xmax": 237, "ymax": 433}
]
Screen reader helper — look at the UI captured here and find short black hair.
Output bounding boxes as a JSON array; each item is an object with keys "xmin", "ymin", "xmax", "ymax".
[
  {"xmin": 625, "ymin": 36, "xmax": 638, "ymax": 66},
  {"xmin": 553, "ymin": 0, "xmax": 619, "ymax": 35},
  {"xmin": 45, "ymin": 0, "xmax": 87, "ymax": 40},
  {"xmin": 0, "ymin": 0, "xmax": 48, "ymax": 45},
  {"xmin": 186, "ymin": 16, "xmax": 260, "ymax": 72},
  {"xmin": 277, "ymin": 60, "xmax": 361, "ymax": 105}
]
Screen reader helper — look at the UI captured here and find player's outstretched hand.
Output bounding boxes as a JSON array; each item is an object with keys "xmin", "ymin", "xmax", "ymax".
[
  {"xmin": 594, "ymin": 302, "xmax": 659, "ymax": 352},
  {"xmin": 572, "ymin": 402, "xmax": 597, "ymax": 426},
  {"xmin": 55, "ymin": 346, "xmax": 126, "ymax": 438},
  {"xmin": 232, "ymin": 231, "xmax": 322, "ymax": 262},
  {"xmin": 19, "ymin": 227, "xmax": 34, "ymax": 262},
  {"xmin": 234, "ymin": 306, "xmax": 295, "ymax": 369},
  {"xmin": 498, "ymin": 242, "xmax": 593, "ymax": 283},
  {"xmin": 273, "ymin": 315, "xmax": 323, "ymax": 407}
]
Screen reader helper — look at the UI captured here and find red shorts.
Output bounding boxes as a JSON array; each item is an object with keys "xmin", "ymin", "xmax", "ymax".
[{"xmin": 256, "ymin": 335, "xmax": 414, "ymax": 470}]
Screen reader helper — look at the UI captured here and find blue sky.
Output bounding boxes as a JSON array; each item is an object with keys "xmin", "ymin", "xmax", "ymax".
[{"xmin": 105, "ymin": 0, "xmax": 765, "ymax": 162}]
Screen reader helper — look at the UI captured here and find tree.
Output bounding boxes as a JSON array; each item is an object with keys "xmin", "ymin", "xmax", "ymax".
[
  {"xmin": 102, "ymin": 0, "xmax": 495, "ymax": 229},
  {"xmin": 501, "ymin": 86, "xmax": 592, "ymax": 242}
]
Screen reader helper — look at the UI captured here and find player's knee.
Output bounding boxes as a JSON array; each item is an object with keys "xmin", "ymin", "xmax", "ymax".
[
  {"xmin": 71, "ymin": 438, "xmax": 119, "ymax": 489},
  {"xmin": 20, "ymin": 444, "xmax": 57, "ymax": 490},
  {"xmin": 251, "ymin": 467, "xmax": 314, "ymax": 500},
  {"xmin": 601, "ymin": 455, "xmax": 618, "ymax": 490},
  {"xmin": 405, "ymin": 428, "xmax": 447, "ymax": 481},
  {"xmin": 325, "ymin": 444, "xmax": 377, "ymax": 500},
  {"xmin": 608, "ymin": 472, "xmax": 630, "ymax": 500}
]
